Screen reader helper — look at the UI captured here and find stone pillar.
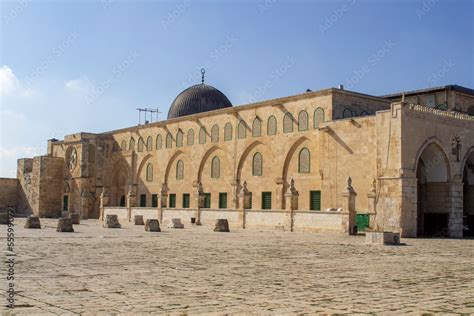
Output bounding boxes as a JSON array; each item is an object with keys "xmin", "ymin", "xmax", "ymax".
[
  {"xmin": 275, "ymin": 177, "xmax": 285, "ymax": 210},
  {"xmin": 367, "ymin": 179, "xmax": 377, "ymax": 230},
  {"xmin": 126, "ymin": 185, "xmax": 137, "ymax": 222},
  {"xmin": 231, "ymin": 180, "xmax": 239, "ymax": 209},
  {"xmin": 99, "ymin": 187, "xmax": 109, "ymax": 221},
  {"xmin": 284, "ymin": 179, "xmax": 299, "ymax": 232},
  {"xmin": 80, "ymin": 189, "xmax": 91, "ymax": 220},
  {"xmin": 159, "ymin": 183, "xmax": 168, "ymax": 222},
  {"xmin": 238, "ymin": 181, "xmax": 251, "ymax": 228},
  {"xmin": 193, "ymin": 181, "xmax": 204, "ymax": 225},
  {"xmin": 341, "ymin": 177, "xmax": 357, "ymax": 235},
  {"xmin": 448, "ymin": 179, "xmax": 464, "ymax": 238}
]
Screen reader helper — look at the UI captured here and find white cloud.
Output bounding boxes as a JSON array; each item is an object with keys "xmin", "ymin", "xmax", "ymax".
[
  {"xmin": 65, "ymin": 76, "xmax": 93, "ymax": 94},
  {"xmin": 0, "ymin": 145, "xmax": 44, "ymax": 178},
  {"xmin": 0, "ymin": 65, "xmax": 19, "ymax": 96}
]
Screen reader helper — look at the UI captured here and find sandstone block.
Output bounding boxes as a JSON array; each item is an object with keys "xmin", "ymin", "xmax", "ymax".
[
  {"xmin": 57, "ymin": 218, "xmax": 74, "ymax": 232},
  {"xmin": 104, "ymin": 214, "xmax": 121, "ymax": 229},
  {"xmin": 134, "ymin": 215, "xmax": 145, "ymax": 225},
  {"xmin": 365, "ymin": 231, "xmax": 400, "ymax": 245},
  {"xmin": 25, "ymin": 215, "xmax": 41, "ymax": 229},
  {"xmin": 145, "ymin": 219, "xmax": 161, "ymax": 232},
  {"xmin": 69, "ymin": 213, "xmax": 80, "ymax": 225},
  {"xmin": 167, "ymin": 218, "xmax": 184, "ymax": 229},
  {"xmin": 214, "ymin": 219, "xmax": 230, "ymax": 232}
]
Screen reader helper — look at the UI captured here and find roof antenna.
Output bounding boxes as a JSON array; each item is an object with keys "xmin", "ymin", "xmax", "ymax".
[{"xmin": 201, "ymin": 68, "xmax": 205, "ymax": 84}]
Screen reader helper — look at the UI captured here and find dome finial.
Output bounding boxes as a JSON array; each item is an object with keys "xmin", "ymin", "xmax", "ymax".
[{"xmin": 201, "ymin": 68, "xmax": 206, "ymax": 84}]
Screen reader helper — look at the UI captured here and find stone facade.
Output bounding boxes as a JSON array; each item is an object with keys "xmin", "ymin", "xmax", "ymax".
[
  {"xmin": 12, "ymin": 84, "xmax": 474, "ymax": 237},
  {"xmin": 0, "ymin": 178, "xmax": 18, "ymax": 210}
]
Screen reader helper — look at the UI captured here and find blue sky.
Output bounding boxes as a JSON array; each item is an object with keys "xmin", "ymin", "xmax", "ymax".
[{"xmin": 0, "ymin": 0, "xmax": 473, "ymax": 177}]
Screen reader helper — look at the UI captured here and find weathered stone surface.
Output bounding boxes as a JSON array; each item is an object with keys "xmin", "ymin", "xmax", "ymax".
[
  {"xmin": 0, "ymin": 212, "xmax": 9, "ymax": 225},
  {"xmin": 57, "ymin": 218, "xmax": 74, "ymax": 232},
  {"xmin": 134, "ymin": 215, "xmax": 145, "ymax": 225},
  {"xmin": 145, "ymin": 219, "xmax": 161, "ymax": 232},
  {"xmin": 69, "ymin": 213, "xmax": 80, "ymax": 225},
  {"xmin": 25, "ymin": 215, "xmax": 41, "ymax": 229},
  {"xmin": 103, "ymin": 214, "xmax": 121, "ymax": 229},
  {"xmin": 365, "ymin": 231, "xmax": 401, "ymax": 245},
  {"xmin": 167, "ymin": 218, "xmax": 184, "ymax": 229},
  {"xmin": 214, "ymin": 219, "xmax": 230, "ymax": 232}
]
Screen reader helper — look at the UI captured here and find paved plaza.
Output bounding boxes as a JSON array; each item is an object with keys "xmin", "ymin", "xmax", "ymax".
[{"xmin": 1, "ymin": 218, "xmax": 474, "ymax": 315}]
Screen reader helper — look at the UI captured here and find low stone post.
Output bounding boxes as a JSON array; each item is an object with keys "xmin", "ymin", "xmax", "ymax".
[
  {"xmin": 285, "ymin": 179, "xmax": 299, "ymax": 232},
  {"xmin": 367, "ymin": 178, "xmax": 377, "ymax": 230},
  {"xmin": 341, "ymin": 177, "xmax": 357, "ymax": 235},
  {"xmin": 158, "ymin": 183, "xmax": 168, "ymax": 223},
  {"xmin": 126, "ymin": 185, "xmax": 137, "ymax": 222},
  {"xmin": 193, "ymin": 181, "xmax": 204, "ymax": 225},
  {"xmin": 275, "ymin": 177, "xmax": 285, "ymax": 209},
  {"xmin": 231, "ymin": 180, "xmax": 239, "ymax": 209},
  {"xmin": 99, "ymin": 187, "xmax": 109, "ymax": 222},
  {"xmin": 238, "ymin": 181, "xmax": 251, "ymax": 229},
  {"xmin": 448, "ymin": 179, "xmax": 464, "ymax": 238}
]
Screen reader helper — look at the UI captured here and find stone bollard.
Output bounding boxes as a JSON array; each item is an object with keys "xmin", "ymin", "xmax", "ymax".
[
  {"xmin": 214, "ymin": 219, "xmax": 230, "ymax": 232},
  {"xmin": 145, "ymin": 219, "xmax": 161, "ymax": 232},
  {"xmin": 25, "ymin": 215, "xmax": 41, "ymax": 229},
  {"xmin": 57, "ymin": 218, "xmax": 74, "ymax": 232},
  {"xmin": 365, "ymin": 231, "xmax": 401, "ymax": 245},
  {"xmin": 69, "ymin": 213, "xmax": 80, "ymax": 225},
  {"xmin": 134, "ymin": 215, "xmax": 145, "ymax": 225},
  {"xmin": 103, "ymin": 215, "xmax": 121, "ymax": 229},
  {"xmin": 167, "ymin": 218, "xmax": 184, "ymax": 229}
]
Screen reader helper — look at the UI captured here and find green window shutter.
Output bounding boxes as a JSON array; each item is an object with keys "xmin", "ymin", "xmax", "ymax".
[
  {"xmin": 356, "ymin": 214, "xmax": 370, "ymax": 231},
  {"xmin": 182, "ymin": 193, "xmax": 190, "ymax": 208},
  {"xmin": 219, "ymin": 193, "xmax": 227, "ymax": 209},
  {"xmin": 249, "ymin": 193, "xmax": 252, "ymax": 210},
  {"xmin": 63, "ymin": 195, "xmax": 69, "ymax": 211},
  {"xmin": 310, "ymin": 191, "xmax": 321, "ymax": 211},
  {"xmin": 151, "ymin": 194, "xmax": 158, "ymax": 207},
  {"xmin": 261, "ymin": 192, "xmax": 272, "ymax": 210},
  {"xmin": 169, "ymin": 194, "xmax": 176, "ymax": 208},
  {"xmin": 140, "ymin": 194, "xmax": 146, "ymax": 207},
  {"xmin": 204, "ymin": 193, "xmax": 211, "ymax": 208}
]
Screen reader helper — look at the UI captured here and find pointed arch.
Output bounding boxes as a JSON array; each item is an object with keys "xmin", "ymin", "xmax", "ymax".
[
  {"xmin": 138, "ymin": 137, "xmax": 145, "ymax": 152},
  {"xmin": 413, "ymin": 137, "xmax": 452, "ymax": 181},
  {"xmin": 298, "ymin": 147, "xmax": 310, "ymax": 173},
  {"xmin": 238, "ymin": 120, "xmax": 246, "ymax": 139},
  {"xmin": 283, "ymin": 113, "xmax": 294, "ymax": 133},
  {"xmin": 252, "ymin": 152, "xmax": 263, "ymax": 176},
  {"xmin": 197, "ymin": 146, "xmax": 221, "ymax": 182},
  {"xmin": 267, "ymin": 115, "xmax": 277, "ymax": 135},
  {"xmin": 129, "ymin": 138, "xmax": 136, "ymax": 151},
  {"xmin": 176, "ymin": 160, "xmax": 184, "ymax": 180},
  {"xmin": 176, "ymin": 129, "xmax": 183, "ymax": 147},
  {"xmin": 211, "ymin": 156, "xmax": 220, "ymax": 178},
  {"xmin": 252, "ymin": 117, "xmax": 261, "ymax": 137},
  {"xmin": 461, "ymin": 146, "xmax": 474, "ymax": 176},
  {"xmin": 187, "ymin": 129, "xmax": 194, "ymax": 146},
  {"xmin": 164, "ymin": 150, "xmax": 184, "ymax": 184},
  {"xmin": 199, "ymin": 127, "xmax": 207, "ymax": 144},
  {"xmin": 224, "ymin": 123, "xmax": 233, "ymax": 141},
  {"xmin": 314, "ymin": 107, "xmax": 325, "ymax": 128},
  {"xmin": 298, "ymin": 110, "xmax": 308, "ymax": 131},
  {"xmin": 156, "ymin": 134, "xmax": 162, "ymax": 150},
  {"xmin": 282, "ymin": 136, "xmax": 310, "ymax": 180},
  {"xmin": 236, "ymin": 141, "xmax": 264, "ymax": 181},
  {"xmin": 166, "ymin": 132, "xmax": 172, "ymax": 148},
  {"xmin": 135, "ymin": 153, "xmax": 154, "ymax": 184},
  {"xmin": 146, "ymin": 163, "xmax": 153, "ymax": 181},
  {"xmin": 211, "ymin": 124, "xmax": 219, "ymax": 142}
]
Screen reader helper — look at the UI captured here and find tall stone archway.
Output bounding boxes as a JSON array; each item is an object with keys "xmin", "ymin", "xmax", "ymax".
[
  {"xmin": 108, "ymin": 161, "xmax": 131, "ymax": 207},
  {"xmin": 462, "ymin": 149, "xmax": 474, "ymax": 237}
]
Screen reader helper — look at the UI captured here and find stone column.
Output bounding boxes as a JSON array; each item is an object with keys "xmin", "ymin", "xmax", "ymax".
[
  {"xmin": 238, "ymin": 181, "xmax": 251, "ymax": 229},
  {"xmin": 159, "ymin": 183, "xmax": 168, "ymax": 222},
  {"xmin": 341, "ymin": 177, "xmax": 357, "ymax": 235},
  {"xmin": 80, "ymin": 189, "xmax": 91, "ymax": 220},
  {"xmin": 126, "ymin": 185, "xmax": 137, "ymax": 222},
  {"xmin": 284, "ymin": 179, "xmax": 299, "ymax": 232},
  {"xmin": 275, "ymin": 177, "xmax": 285, "ymax": 210},
  {"xmin": 231, "ymin": 180, "xmax": 239, "ymax": 209},
  {"xmin": 448, "ymin": 179, "xmax": 464, "ymax": 238},
  {"xmin": 367, "ymin": 179, "xmax": 377, "ymax": 230},
  {"xmin": 193, "ymin": 181, "xmax": 204, "ymax": 225},
  {"xmin": 99, "ymin": 187, "xmax": 109, "ymax": 222}
]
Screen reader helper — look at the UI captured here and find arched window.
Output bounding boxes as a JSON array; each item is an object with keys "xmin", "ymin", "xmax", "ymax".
[
  {"xmin": 252, "ymin": 118, "xmax": 261, "ymax": 137},
  {"xmin": 176, "ymin": 160, "xmax": 184, "ymax": 180},
  {"xmin": 314, "ymin": 108, "xmax": 325, "ymax": 129},
  {"xmin": 211, "ymin": 156, "xmax": 220, "ymax": 178},
  {"xmin": 146, "ymin": 136, "xmax": 152, "ymax": 151},
  {"xmin": 343, "ymin": 108, "xmax": 353, "ymax": 118},
  {"xmin": 166, "ymin": 133, "xmax": 172, "ymax": 148},
  {"xmin": 298, "ymin": 110, "xmax": 308, "ymax": 131},
  {"xmin": 199, "ymin": 127, "xmax": 207, "ymax": 144},
  {"xmin": 283, "ymin": 113, "xmax": 294, "ymax": 133},
  {"xmin": 298, "ymin": 148, "xmax": 310, "ymax": 173},
  {"xmin": 360, "ymin": 111, "xmax": 369, "ymax": 116},
  {"xmin": 156, "ymin": 134, "xmax": 162, "ymax": 150},
  {"xmin": 176, "ymin": 130, "xmax": 183, "ymax": 147},
  {"xmin": 112, "ymin": 141, "xmax": 119, "ymax": 152},
  {"xmin": 138, "ymin": 138, "xmax": 144, "ymax": 152},
  {"xmin": 129, "ymin": 138, "xmax": 135, "ymax": 151},
  {"xmin": 267, "ymin": 115, "xmax": 277, "ymax": 135},
  {"xmin": 120, "ymin": 140, "xmax": 127, "ymax": 151},
  {"xmin": 252, "ymin": 152, "xmax": 263, "ymax": 176},
  {"xmin": 211, "ymin": 124, "xmax": 219, "ymax": 142},
  {"xmin": 146, "ymin": 163, "xmax": 153, "ymax": 181},
  {"xmin": 224, "ymin": 123, "xmax": 232, "ymax": 141},
  {"xmin": 187, "ymin": 129, "xmax": 194, "ymax": 146},
  {"xmin": 238, "ymin": 120, "xmax": 246, "ymax": 139}
]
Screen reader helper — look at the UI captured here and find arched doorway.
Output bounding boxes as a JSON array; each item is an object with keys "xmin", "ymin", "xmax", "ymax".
[
  {"xmin": 462, "ymin": 151, "xmax": 474, "ymax": 237},
  {"xmin": 416, "ymin": 143, "xmax": 450, "ymax": 237},
  {"xmin": 109, "ymin": 163, "xmax": 130, "ymax": 207}
]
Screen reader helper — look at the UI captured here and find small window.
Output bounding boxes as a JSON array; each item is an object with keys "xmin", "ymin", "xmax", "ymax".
[
  {"xmin": 267, "ymin": 115, "xmax": 277, "ymax": 135},
  {"xmin": 238, "ymin": 120, "xmax": 246, "ymax": 139},
  {"xmin": 211, "ymin": 124, "xmax": 219, "ymax": 142},
  {"xmin": 129, "ymin": 138, "xmax": 135, "ymax": 151},
  {"xmin": 298, "ymin": 148, "xmax": 310, "ymax": 173},
  {"xmin": 252, "ymin": 152, "xmax": 263, "ymax": 176},
  {"xmin": 182, "ymin": 193, "xmax": 190, "ymax": 208},
  {"xmin": 252, "ymin": 118, "xmax": 261, "ymax": 137},
  {"xmin": 176, "ymin": 130, "xmax": 183, "ymax": 147},
  {"xmin": 140, "ymin": 194, "xmax": 146, "ymax": 207},
  {"xmin": 146, "ymin": 136, "xmax": 153, "ymax": 151},
  {"xmin": 146, "ymin": 163, "xmax": 153, "ymax": 181},
  {"xmin": 120, "ymin": 195, "xmax": 126, "ymax": 207},
  {"xmin": 283, "ymin": 113, "xmax": 294, "ymax": 133},
  {"xmin": 169, "ymin": 194, "xmax": 176, "ymax": 208},
  {"xmin": 152, "ymin": 194, "xmax": 158, "ymax": 207},
  {"xmin": 166, "ymin": 133, "xmax": 172, "ymax": 148},
  {"xmin": 219, "ymin": 192, "xmax": 228, "ymax": 209},
  {"xmin": 314, "ymin": 108, "xmax": 325, "ymax": 129},
  {"xmin": 343, "ymin": 108, "xmax": 353, "ymax": 118},
  {"xmin": 224, "ymin": 123, "xmax": 233, "ymax": 141},
  {"xmin": 199, "ymin": 127, "xmax": 207, "ymax": 144},
  {"xmin": 120, "ymin": 140, "xmax": 127, "ymax": 151},
  {"xmin": 211, "ymin": 156, "xmax": 220, "ymax": 178},
  {"xmin": 310, "ymin": 190, "xmax": 321, "ymax": 211},
  {"xmin": 138, "ymin": 138, "xmax": 144, "ymax": 152},
  {"xmin": 262, "ymin": 192, "xmax": 272, "ymax": 210},
  {"xmin": 204, "ymin": 193, "xmax": 211, "ymax": 208},
  {"xmin": 361, "ymin": 111, "xmax": 369, "ymax": 116},
  {"xmin": 298, "ymin": 110, "xmax": 308, "ymax": 131},
  {"xmin": 176, "ymin": 160, "xmax": 184, "ymax": 180},
  {"xmin": 187, "ymin": 129, "xmax": 194, "ymax": 146},
  {"xmin": 156, "ymin": 134, "xmax": 162, "ymax": 150}
]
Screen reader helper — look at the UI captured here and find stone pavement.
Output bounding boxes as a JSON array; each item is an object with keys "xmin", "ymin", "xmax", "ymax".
[{"xmin": 1, "ymin": 219, "xmax": 473, "ymax": 315}]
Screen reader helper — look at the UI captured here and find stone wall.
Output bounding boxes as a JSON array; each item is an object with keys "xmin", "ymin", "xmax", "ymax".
[{"xmin": 0, "ymin": 178, "xmax": 18, "ymax": 210}]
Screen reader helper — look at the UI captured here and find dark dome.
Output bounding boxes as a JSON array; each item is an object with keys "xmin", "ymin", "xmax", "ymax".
[{"xmin": 168, "ymin": 83, "xmax": 232, "ymax": 119}]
